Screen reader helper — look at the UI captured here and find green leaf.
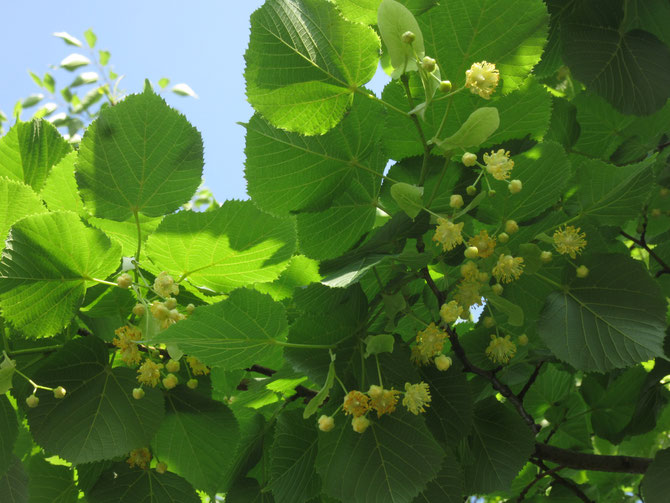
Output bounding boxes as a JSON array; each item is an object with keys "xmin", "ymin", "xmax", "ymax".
[
  {"xmin": 303, "ymin": 353, "xmax": 336, "ymax": 418},
  {"xmin": 145, "ymin": 201, "xmax": 296, "ymax": 293},
  {"xmin": 152, "ymin": 387, "xmax": 239, "ymax": 494},
  {"xmin": 84, "ymin": 29, "xmax": 97, "ymax": 48},
  {"xmin": 39, "ymin": 152, "xmax": 86, "ymax": 215},
  {"xmin": 421, "ymin": 365, "xmax": 473, "ymax": 444},
  {"xmin": 98, "ymin": 50, "xmax": 110, "ymax": 66},
  {"xmin": 0, "ymin": 395, "xmax": 18, "ymax": 476},
  {"xmin": 69, "ymin": 72, "xmax": 98, "ymax": 88},
  {"xmin": 574, "ymin": 156, "xmax": 654, "ymax": 224},
  {"xmin": 88, "ymin": 214, "xmax": 162, "ymax": 259},
  {"xmin": 87, "ymin": 463, "xmax": 200, "ymax": 503},
  {"xmin": 296, "ymin": 176, "xmax": 380, "ymax": 260},
  {"xmin": 364, "ymin": 334, "xmax": 395, "ymax": 357},
  {"xmin": 0, "ymin": 178, "xmax": 47, "ymax": 251},
  {"xmin": 378, "ymin": 0, "xmax": 425, "ymax": 78},
  {"xmin": 580, "ymin": 367, "xmax": 647, "ymax": 442},
  {"xmin": 316, "ymin": 409, "xmax": 444, "ymax": 503},
  {"xmin": 245, "ymin": 94, "xmax": 386, "ymax": 215},
  {"xmin": 157, "ymin": 289, "xmax": 287, "ymax": 371},
  {"xmin": 413, "ymin": 448, "xmax": 463, "ymax": 502},
  {"xmin": 523, "ymin": 364, "xmax": 574, "ymax": 418},
  {"xmin": 28, "ymin": 71, "xmax": 43, "ymax": 88},
  {"xmin": 255, "ymin": 255, "xmax": 321, "ymax": 301},
  {"xmin": 334, "ymin": 0, "xmax": 437, "ymax": 25},
  {"xmin": 463, "ymin": 398, "xmax": 534, "ymax": 493},
  {"xmin": 26, "ymin": 455, "xmax": 77, "ymax": 503},
  {"xmin": 157, "ymin": 78, "xmax": 170, "ymax": 89},
  {"xmin": 0, "ymin": 212, "xmax": 121, "ymax": 338},
  {"xmin": 245, "ymin": 0, "xmax": 380, "ymax": 135},
  {"xmin": 76, "ymin": 87, "xmax": 204, "ymax": 220},
  {"xmin": 478, "ymin": 141, "xmax": 570, "ymax": 222},
  {"xmin": 0, "ymin": 456, "xmax": 28, "ymax": 503},
  {"xmin": 269, "ymin": 409, "xmax": 321, "ymax": 503},
  {"xmin": 53, "ymin": 32, "xmax": 82, "ymax": 47},
  {"xmin": 538, "ymin": 254, "xmax": 666, "ymax": 372},
  {"xmin": 26, "ymin": 337, "xmax": 165, "ymax": 464},
  {"xmin": 0, "ymin": 352, "xmax": 17, "ymax": 394},
  {"xmin": 22, "ymin": 94, "xmax": 43, "ymax": 109},
  {"xmin": 0, "ymin": 119, "xmax": 72, "ymax": 192},
  {"xmin": 60, "ymin": 53, "xmax": 90, "ymax": 71},
  {"xmin": 43, "ymin": 74, "xmax": 55, "ymax": 94},
  {"xmin": 563, "ymin": 23, "xmax": 670, "ymax": 115},
  {"xmin": 434, "ymin": 107, "xmax": 500, "ymax": 150},
  {"xmin": 420, "ymin": 0, "xmax": 549, "ymax": 94},
  {"xmin": 390, "ymin": 182, "xmax": 424, "ymax": 218},
  {"xmin": 226, "ymin": 477, "xmax": 275, "ymax": 503},
  {"xmin": 486, "ymin": 292, "xmax": 524, "ymax": 326},
  {"xmin": 642, "ymin": 448, "xmax": 670, "ymax": 503},
  {"xmin": 171, "ymin": 84, "xmax": 198, "ymax": 98}
]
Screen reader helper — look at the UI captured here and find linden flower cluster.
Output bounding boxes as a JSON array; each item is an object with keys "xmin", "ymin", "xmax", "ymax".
[
  {"xmin": 492, "ymin": 254, "xmax": 525, "ymax": 283},
  {"xmin": 432, "ymin": 218, "xmax": 464, "ymax": 251},
  {"xmin": 465, "ymin": 61, "xmax": 499, "ymax": 99},
  {"xmin": 440, "ymin": 301, "xmax": 463, "ymax": 324},
  {"xmin": 112, "ymin": 325, "xmax": 142, "ymax": 365},
  {"xmin": 485, "ymin": 335, "xmax": 517, "ymax": 364},
  {"xmin": 187, "ymin": 355, "xmax": 210, "ymax": 376},
  {"xmin": 403, "ymin": 382, "xmax": 432, "ymax": 415},
  {"xmin": 137, "ymin": 359, "xmax": 164, "ymax": 387},
  {"xmin": 150, "ymin": 299, "xmax": 186, "ymax": 329},
  {"xmin": 127, "ymin": 447, "xmax": 152, "ymax": 470},
  {"xmin": 411, "ymin": 322, "xmax": 448, "ymax": 365},
  {"xmin": 483, "ymin": 149, "xmax": 514, "ymax": 180},
  {"xmin": 154, "ymin": 271, "xmax": 179, "ymax": 298},
  {"xmin": 553, "ymin": 225, "xmax": 587, "ymax": 259},
  {"xmin": 468, "ymin": 230, "xmax": 497, "ymax": 258}
]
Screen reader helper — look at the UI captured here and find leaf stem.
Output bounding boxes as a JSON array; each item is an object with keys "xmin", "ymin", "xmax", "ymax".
[
  {"xmin": 274, "ymin": 340, "xmax": 335, "ymax": 350},
  {"xmin": 7, "ymin": 345, "xmax": 63, "ymax": 357},
  {"xmin": 374, "ymin": 354, "xmax": 384, "ymax": 388},
  {"xmin": 133, "ymin": 210, "xmax": 142, "ymax": 282},
  {"xmin": 88, "ymin": 277, "xmax": 119, "ymax": 287}
]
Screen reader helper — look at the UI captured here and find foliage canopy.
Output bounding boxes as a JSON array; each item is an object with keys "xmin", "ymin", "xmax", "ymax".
[{"xmin": 2, "ymin": 1, "xmax": 670, "ymax": 502}]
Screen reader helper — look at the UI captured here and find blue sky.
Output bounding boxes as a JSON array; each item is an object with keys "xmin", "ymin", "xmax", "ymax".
[{"xmin": 1, "ymin": 1, "xmax": 389, "ymax": 202}]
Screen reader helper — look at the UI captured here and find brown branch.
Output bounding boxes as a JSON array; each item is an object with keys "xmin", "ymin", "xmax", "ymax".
[
  {"xmin": 516, "ymin": 464, "xmax": 564, "ymax": 502},
  {"xmin": 534, "ymin": 443, "xmax": 651, "ymax": 474},
  {"xmin": 620, "ymin": 230, "xmax": 670, "ymax": 277},
  {"xmin": 534, "ymin": 459, "xmax": 594, "ymax": 503},
  {"xmin": 518, "ymin": 361, "xmax": 544, "ymax": 401}
]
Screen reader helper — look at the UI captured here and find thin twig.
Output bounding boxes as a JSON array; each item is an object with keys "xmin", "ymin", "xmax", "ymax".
[
  {"xmin": 516, "ymin": 464, "xmax": 564, "ymax": 502},
  {"xmin": 518, "ymin": 362, "xmax": 544, "ymax": 401},
  {"xmin": 620, "ymin": 230, "xmax": 670, "ymax": 277},
  {"xmin": 533, "ymin": 459, "xmax": 594, "ymax": 503}
]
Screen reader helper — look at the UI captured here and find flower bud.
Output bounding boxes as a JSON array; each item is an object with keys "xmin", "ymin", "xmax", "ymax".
[
  {"xmin": 132, "ymin": 388, "xmax": 145, "ymax": 400},
  {"xmin": 491, "ymin": 283, "xmax": 504, "ymax": 295},
  {"xmin": 26, "ymin": 394, "xmax": 39, "ymax": 408},
  {"xmin": 132, "ymin": 303, "xmax": 146, "ymax": 317},
  {"xmin": 488, "ymin": 189, "xmax": 496, "ymax": 197},
  {"xmin": 651, "ymin": 208, "xmax": 662, "ymax": 217},
  {"xmin": 462, "ymin": 153, "xmax": 477, "ymax": 167},
  {"xmin": 505, "ymin": 220, "xmax": 519, "ymax": 234},
  {"xmin": 164, "ymin": 297, "xmax": 177, "ymax": 310},
  {"xmin": 464, "ymin": 246, "xmax": 479, "ymax": 259},
  {"xmin": 187, "ymin": 378, "xmax": 199, "ymax": 389},
  {"xmin": 401, "ymin": 31, "xmax": 415, "ymax": 44},
  {"xmin": 498, "ymin": 232, "xmax": 509, "ymax": 243},
  {"xmin": 483, "ymin": 316, "xmax": 495, "ymax": 328},
  {"xmin": 450, "ymin": 194, "xmax": 464, "ymax": 209},
  {"xmin": 576, "ymin": 265, "xmax": 589, "ymax": 278},
  {"xmin": 660, "ymin": 187, "xmax": 669, "ymax": 197},
  {"xmin": 508, "ymin": 179, "xmax": 522, "ymax": 194},
  {"xmin": 117, "ymin": 273, "xmax": 132, "ymax": 289},
  {"xmin": 434, "ymin": 354, "xmax": 452, "ymax": 371},
  {"xmin": 517, "ymin": 334, "xmax": 529, "ymax": 346},
  {"xmin": 439, "ymin": 80, "xmax": 452, "ymax": 93},
  {"xmin": 186, "ymin": 303, "xmax": 195, "ymax": 315},
  {"xmin": 53, "ymin": 386, "xmax": 66, "ymax": 399},
  {"xmin": 466, "ymin": 185, "xmax": 477, "ymax": 196},
  {"xmin": 318, "ymin": 415, "xmax": 335, "ymax": 432},
  {"xmin": 165, "ymin": 360, "xmax": 180, "ymax": 373},
  {"xmin": 540, "ymin": 251, "xmax": 552, "ymax": 263},
  {"xmin": 162, "ymin": 374, "xmax": 178, "ymax": 390},
  {"xmin": 421, "ymin": 56, "xmax": 436, "ymax": 72},
  {"xmin": 352, "ymin": 415, "xmax": 370, "ymax": 433},
  {"xmin": 156, "ymin": 462, "xmax": 168, "ymax": 474}
]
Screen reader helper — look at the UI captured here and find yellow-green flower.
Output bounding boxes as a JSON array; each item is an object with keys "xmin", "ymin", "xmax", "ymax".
[
  {"xmin": 411, "ymin": 323, "xmax": 448, "ymax": 365},
  {"xmin": 553, "ymin": 225, "xmax": 587, "ymax": 259},
  {"xmin": 440, "ymin": 301, "xmax": 463, "ymax": 324},
  {"xmin": 465, "ymin": 61, "xmax": 499, "ymax": 99},
  {"xmin": 492, "ymin": 254, "xmax": 525, "ymax": 283},
  {"xmin": 485, "ymin": 335, "xmax": 516, "ymax": 364},
  {"xmin": 468, "ymin": 230, "xmax": 497, "ymax": 258},
  {"xmin": 137, "ymin": 359, "xmax": 163, "ymax": 387},
  {"xmin": 403, "ymin": 382, "xmax": 432, "ymax": 414},
  {"xmin": 483, "ymin": 149, "xmax": 514, "ymax": 180},
  {"xmin": 343, "ymin": 390, "xmax": 370, "ymax": 417},
  {"xmin": 432, "ymin": 218, "xmax": 464, "ymax": 251}
]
